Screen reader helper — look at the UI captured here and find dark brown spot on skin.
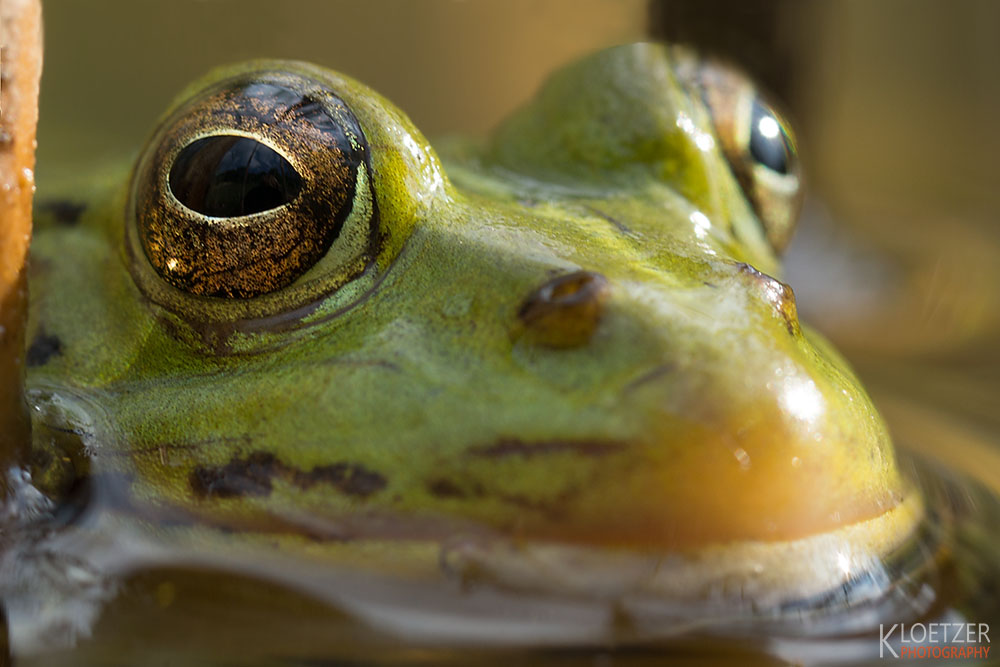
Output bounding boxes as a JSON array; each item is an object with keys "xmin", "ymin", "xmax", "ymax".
[
  {"xmin": 38, "ymin": 200, "xmax": 86, "ymax": 226},
  {"xmin": 427, "ymin": 478, "xmax": 468, "ymax": 499},
  {"xmin": 469, "ymin": 438, "xmax": 625, "ymax": 459},
  {"xmin": 293, "ymin": 462, "xmax": 387, "ymax": 498},
  {"xmin": 190, "ymin": 451, "xmax": 278, "ymax": 499},
  {"xmin": 517, "ymin": 270, "xmax": 610, "ymax": 348},
  {"xmin": 189, "ymin": 451, "xmax": 387, "ymax": 500},
  {"xmin": 26, "ymin": 331, "xmax": 62, "ymax": 366}
]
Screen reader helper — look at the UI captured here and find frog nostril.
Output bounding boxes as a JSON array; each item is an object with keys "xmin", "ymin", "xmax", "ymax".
[
  {"xmin": 737, "ymin": 263, "xmax": 800, "ymax": 336},
  {"xmin": 517, "ymin": 270, "xmax": 609, "ymax": 348}
]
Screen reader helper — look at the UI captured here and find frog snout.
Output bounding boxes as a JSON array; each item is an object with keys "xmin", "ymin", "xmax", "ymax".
[
  {"xmin": 493, "ymin": 263, "xmax": 901, "ymax": 550},
  {"xmin": 515, "ymin": 270, "xmax": 609, "ymax": 348}
]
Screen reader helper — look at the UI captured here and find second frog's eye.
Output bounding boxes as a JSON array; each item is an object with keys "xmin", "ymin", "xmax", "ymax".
[
  {"xmin": 691, "ymin": 60, "xmax": 803, "ymax": 253},
  {"xmin": 131, "ymin": 73, "xmax": 377, "ymax": 299}
]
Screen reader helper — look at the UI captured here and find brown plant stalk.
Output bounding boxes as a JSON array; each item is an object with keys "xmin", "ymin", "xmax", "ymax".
[{"xmin": 0, "ymin": 0, "xmax": 43, "ymax": 482}]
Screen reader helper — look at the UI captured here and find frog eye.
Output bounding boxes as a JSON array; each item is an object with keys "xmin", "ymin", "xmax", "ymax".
[
  {"xmin": 747, "ymin": 99, "xmax": 794, "ymax": 177},
  {"xmin": 168, "ymin": 136, "xmax": 303, "ymax": 217},
  {"xmin": 131, "ymin": 74, "xmax": 377, "ymax": 299},
  {"xmin": 694, "ymin": 63, "xmax": 803, "ymax": 253}
]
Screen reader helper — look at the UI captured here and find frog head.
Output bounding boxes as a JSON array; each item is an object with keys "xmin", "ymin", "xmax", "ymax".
[{"xmin": 26, "ymin": 43, "xmax": 916, "ymax": 602}]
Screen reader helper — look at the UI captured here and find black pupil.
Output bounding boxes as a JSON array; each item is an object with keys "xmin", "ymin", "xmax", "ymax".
[
  {"xmin": 169, "ymin": 136, "xmax": 302, "ymax": 217},
  {"xmin": 748, "ymin": 99, "xmax": 791, "ymax": 175}
]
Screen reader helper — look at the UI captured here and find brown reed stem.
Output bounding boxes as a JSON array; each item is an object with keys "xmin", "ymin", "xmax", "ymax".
[{"xmin": 0, "ymin": 0, "xmax": 43, "ymax": 488}]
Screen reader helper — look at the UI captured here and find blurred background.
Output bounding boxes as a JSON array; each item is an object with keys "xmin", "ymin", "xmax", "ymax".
[{"xmin": 37, "ymin": 0, "xmax": 1000, "ymax": 485}]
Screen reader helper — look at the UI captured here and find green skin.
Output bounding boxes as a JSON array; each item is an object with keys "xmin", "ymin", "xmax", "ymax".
[{"xmin": 26, "ymin": 44, "xmax": 903, "ymax": 557}]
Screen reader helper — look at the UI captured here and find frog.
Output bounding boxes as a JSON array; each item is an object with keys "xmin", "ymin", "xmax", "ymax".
[{"xmin": 15, "ymin": 43, "xmax": 934, "ymax": 655}]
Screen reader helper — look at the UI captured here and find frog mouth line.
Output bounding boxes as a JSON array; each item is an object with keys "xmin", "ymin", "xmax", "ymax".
[
  {"xmin": 29, "ymin": 385, "xmax": 927, "ymax": 618},
  {"xmin": 90, "ymin": 476, "xmax": 929, "ymax": 623},
  {"xmin": 438, "ymin": 490, "xmax": 928, "ymax": 610},
  {"xmin": 87, "ymin": 438, "xmax": 919, "ymax": 554},
  {"xmin": 34, "ymin": 383, "xmax": 910, "ymax": 558},
  {"xmin": 30, "ymin": 407, "xmax": 932, "ymax": 636},
  {"xmin": 117, "ymin": 428, "xmax": 909, "ymax": 551}
]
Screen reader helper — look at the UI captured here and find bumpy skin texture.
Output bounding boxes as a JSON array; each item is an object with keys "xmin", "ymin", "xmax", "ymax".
[{"xmin": 26, "ymin": 44, "xmax": 904, "ymax": 552}]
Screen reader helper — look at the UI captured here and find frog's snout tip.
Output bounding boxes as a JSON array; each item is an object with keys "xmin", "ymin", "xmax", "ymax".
[{"xmin": 515, "ymin": 270, "xmax": 609, "ymax": 348}]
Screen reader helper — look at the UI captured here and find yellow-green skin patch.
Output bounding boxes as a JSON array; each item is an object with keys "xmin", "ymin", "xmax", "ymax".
[{"xmin": 26, "ymin": 44, "xmax": 904, "ymax": 554}]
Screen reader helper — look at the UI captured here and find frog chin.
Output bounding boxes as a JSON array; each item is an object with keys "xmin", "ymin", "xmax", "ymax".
[{"xmin": 437, "ymin": 489, "xmax": 925, "ymax": 610}]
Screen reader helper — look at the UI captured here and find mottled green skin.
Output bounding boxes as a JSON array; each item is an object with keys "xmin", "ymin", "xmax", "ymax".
[{"xmin": 26, "ymin": 44, "xmax": 901, "ymax": 552}]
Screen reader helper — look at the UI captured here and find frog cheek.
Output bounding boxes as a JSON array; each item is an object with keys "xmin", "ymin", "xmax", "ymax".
[{"xmin": 498, "ymin": 269, "xmax": 909, "ymax": 553}]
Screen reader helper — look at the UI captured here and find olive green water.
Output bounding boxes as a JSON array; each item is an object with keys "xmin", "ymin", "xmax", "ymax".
[{"xmin": 8, "ymin": 1, "xmax": 999, "ymax": 665}]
